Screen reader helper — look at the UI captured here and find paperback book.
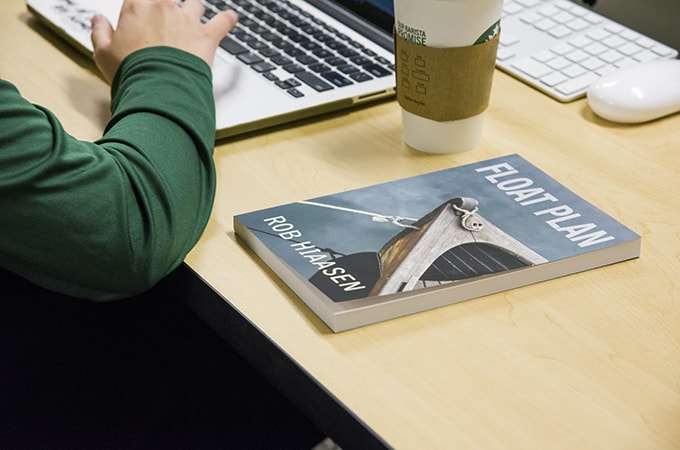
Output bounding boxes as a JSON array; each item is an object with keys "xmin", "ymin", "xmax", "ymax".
[{"xmin": 234, "ymin": 154, "xmax": 641, "ymax": 332}]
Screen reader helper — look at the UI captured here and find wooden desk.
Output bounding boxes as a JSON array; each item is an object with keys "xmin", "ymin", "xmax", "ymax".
[{"xmin": 4, "ymin": 1, "xmax": 680, "ymax": 448}]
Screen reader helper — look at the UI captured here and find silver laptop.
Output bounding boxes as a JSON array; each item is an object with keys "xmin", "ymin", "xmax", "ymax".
[{"xmin": 26, "ymin": 0, "xmax": 396, "ymax": 139}]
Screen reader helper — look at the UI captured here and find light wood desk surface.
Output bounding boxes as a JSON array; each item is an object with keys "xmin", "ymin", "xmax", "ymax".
[{"xmin": 4, "ymin": 1, "xmax": 680, "ymax": 448}]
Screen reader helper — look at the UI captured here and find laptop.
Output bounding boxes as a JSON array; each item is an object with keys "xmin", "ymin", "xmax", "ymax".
[{"xmin": 26, "ymin": 0, "xmax": 396, "ymax": 139}]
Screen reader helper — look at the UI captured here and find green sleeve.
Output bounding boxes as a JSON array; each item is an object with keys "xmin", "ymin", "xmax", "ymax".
[{"xmin": 0, "ymin": 47, "xmax": 217, "ymax": 300}]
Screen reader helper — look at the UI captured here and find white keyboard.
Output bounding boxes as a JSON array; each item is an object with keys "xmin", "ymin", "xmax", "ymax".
[{"xmin": 496, "ymin": 0, "xmax": 679, "ymax": 102}]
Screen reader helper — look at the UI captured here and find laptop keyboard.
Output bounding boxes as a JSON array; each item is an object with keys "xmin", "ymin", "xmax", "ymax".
[
  {"xmin": 497, "ymin": 0, "xmax": 678, "ymax": 102},
  {"xmin": 202, "ymin": 0, "xmax": 394, "ymax": 98}
]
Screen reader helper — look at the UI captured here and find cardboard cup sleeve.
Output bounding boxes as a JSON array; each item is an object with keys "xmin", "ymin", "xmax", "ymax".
[{"xmin": 395, "ymin": 33, "xmax": 500, "ymax": 122}]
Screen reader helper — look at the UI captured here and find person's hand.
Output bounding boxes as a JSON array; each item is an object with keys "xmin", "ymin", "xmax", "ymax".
[{"xmin": 91, "ymin": 0, "xmax": 238, "ymax": 83}]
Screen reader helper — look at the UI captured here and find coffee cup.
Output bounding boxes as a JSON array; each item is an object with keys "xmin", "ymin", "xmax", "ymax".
[{"xmin": 393, "ymin": 0, "xmax": 503, "ymax": 153}]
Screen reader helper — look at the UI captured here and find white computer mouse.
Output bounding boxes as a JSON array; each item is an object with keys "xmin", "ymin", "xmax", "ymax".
[{"xmin": 587, "ymin": 59, "xmax": 680, "ymax": 124}]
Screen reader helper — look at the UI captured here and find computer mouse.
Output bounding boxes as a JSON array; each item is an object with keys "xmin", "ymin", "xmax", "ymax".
[{"xmin": 587, "ymin": 59, "xmax": 680, "ymax": 124}]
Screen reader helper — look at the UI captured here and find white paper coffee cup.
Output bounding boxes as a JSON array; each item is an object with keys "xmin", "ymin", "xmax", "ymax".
[{"xmin": 394, "ymin": 0, "xmax": 504, "ymax": 153}]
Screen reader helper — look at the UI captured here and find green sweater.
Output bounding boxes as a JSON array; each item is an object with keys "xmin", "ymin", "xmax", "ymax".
[{"xmin": 0, "ymin": 47, "xmax": 217, "ymax": 300}]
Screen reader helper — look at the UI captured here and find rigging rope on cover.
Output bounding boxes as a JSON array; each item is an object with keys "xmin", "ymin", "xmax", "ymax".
[{"xmin": 298, "ymin": 200, "xmax": 420, "ymax": 229}]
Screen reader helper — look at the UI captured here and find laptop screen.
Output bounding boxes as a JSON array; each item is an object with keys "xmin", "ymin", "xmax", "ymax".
[
  {"xmin": 334, "ymin": 0, "xmax": 394, "ymax": 34},
  {"xmin": 365, "ymin": 0, "xmax": 393, "ymax": 16}
]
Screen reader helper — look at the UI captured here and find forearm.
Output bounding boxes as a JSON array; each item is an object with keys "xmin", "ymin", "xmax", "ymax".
[{"xmin": 0, "ymin": 47, "xmax": 216, "ymax": 300}]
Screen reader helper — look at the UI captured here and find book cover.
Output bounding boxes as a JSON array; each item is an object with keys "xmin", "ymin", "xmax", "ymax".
[{"xmin": 234, "ymin": 154, "xmax": 641, "ymax": 332}]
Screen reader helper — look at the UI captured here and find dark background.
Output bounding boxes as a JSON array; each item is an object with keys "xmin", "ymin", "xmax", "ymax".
[
  {"xmin": 581, "ymin": 0, "xmax": 680, "ymax": 49},
  {"xmin": 0, "ymin": 267, "xmax": 325, "ymax": 449}
]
